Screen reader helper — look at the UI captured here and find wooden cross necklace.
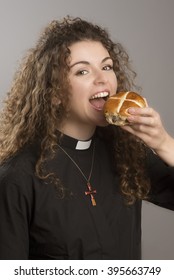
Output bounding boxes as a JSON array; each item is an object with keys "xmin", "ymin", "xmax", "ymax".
[{"xmin": 57, "ymin": 141, "xmax": 97, "ymax": 206}]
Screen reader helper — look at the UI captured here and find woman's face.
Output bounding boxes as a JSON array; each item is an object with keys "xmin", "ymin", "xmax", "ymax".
[{"xmin": 61, "ymin": 40, "xmax": 117, "ymax": 139}]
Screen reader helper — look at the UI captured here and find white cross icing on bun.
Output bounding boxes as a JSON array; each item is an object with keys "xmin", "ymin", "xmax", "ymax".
[{"xmin": 103, "ymin": 91, "xmax": 147, "ymax": 126}]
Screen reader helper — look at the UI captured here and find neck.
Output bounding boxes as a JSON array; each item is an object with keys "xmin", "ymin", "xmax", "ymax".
[{"xmin": 58, "ymin": 123, "xmax": 96, "ymax": 141}]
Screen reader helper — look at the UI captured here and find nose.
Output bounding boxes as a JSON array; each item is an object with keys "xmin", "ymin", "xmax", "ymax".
[{"xmin": 93, "ymin": 69, "xmax": 108, "ymax": 85}]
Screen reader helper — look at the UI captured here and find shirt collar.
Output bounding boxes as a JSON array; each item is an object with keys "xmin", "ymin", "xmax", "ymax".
[
  {"xmin": 58, "ymin": 133, "xmax": 93, "ymax": 150},
  {"xmin": 75, "ymin": 139, "xmax": 92, "ymax": 150}
]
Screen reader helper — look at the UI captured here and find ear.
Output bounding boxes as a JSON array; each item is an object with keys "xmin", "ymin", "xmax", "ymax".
[{"xmin": 52, "ymin": 96, "xmax": 61, "ymax": 106}]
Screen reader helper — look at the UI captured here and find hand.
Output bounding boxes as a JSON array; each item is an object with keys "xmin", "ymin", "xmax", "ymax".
[
  {"xmin": 122, "ymin": 107, "xmax": 167, "ymax": 150},
  {"xmin": 121, "ymin": 107, "xmax": 174, "ymax": 166}
]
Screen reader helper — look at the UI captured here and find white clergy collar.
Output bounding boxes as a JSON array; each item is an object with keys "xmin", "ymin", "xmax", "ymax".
[
  {"xmin": 58, "ymin": 132, "xmax": 93, "ymax": 150},
  {"xmin": 75, "ymin": 139, "xmax": 92, "ymax": 150}
]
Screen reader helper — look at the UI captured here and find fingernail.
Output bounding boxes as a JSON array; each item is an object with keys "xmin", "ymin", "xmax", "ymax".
[
  {"xmin": 128, "ymin": 108, "xmax": 135, "ymax": 114},
  {"xmin": 127, "ymin": 116, "xmax": 134, "ymax": 121}
]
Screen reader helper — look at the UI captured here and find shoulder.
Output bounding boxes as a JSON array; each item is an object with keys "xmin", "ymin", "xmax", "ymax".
[{"xmin": 0, "ymin": 144, "xmax": 39, "ymax": 195}]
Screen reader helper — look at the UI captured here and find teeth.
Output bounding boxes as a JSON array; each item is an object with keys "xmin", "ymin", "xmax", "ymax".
[{"xmin": 90, "ymin": 92, "xmax": 109, "ymax": 99}]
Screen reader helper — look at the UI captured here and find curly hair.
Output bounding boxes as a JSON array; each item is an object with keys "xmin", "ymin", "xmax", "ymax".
[{"xmin": 0, "ymin": 16, "xmax": 150, "ymax": 204}]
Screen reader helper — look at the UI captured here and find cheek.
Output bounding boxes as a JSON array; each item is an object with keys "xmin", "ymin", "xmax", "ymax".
[
  {"xmin": 70, "ymin": 80, "xmax": 90, "ymax": 99},
  {"xmin": 69, "ymin": 86, "xmax": 85, "ymax": 108},
  {"xmin": 70, "ymin": 77, "xmax": 81, "ymax": 91},
  {"xmin": 113, "ymin": 74, "xmax": 118, "ymax": 89}
]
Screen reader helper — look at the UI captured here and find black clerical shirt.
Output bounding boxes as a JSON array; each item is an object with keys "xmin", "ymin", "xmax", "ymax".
[{"xmin": 0, "ymin": 134, "xmax": 174, "ymax": 260}]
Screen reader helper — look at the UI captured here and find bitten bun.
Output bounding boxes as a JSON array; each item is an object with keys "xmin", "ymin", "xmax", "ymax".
[{"xmin": 103, "ymin": 91, "xmax": 147, "ymax": 126}]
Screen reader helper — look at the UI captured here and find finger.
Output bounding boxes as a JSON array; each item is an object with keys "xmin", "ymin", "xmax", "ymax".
[
  {"xmin": 121, "ymin": 125, "xmax": 155, "ymax": 144},
  {"xmin": 127, "ymin": 115, "xmax": 156, "ymax": 126},
  {"xmin": 128, "ymin": 107, "xmax": 155, "ymax": 117},
  {"xmin": 123, "ymin": 121, "xmax": 163, "ymax": 141}
]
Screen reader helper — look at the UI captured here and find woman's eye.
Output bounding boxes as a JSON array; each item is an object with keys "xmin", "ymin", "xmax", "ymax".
[
  {"xmin": 103, "ymin": 65, "xmax": 113, "ymax": 71},
  {"xmin": 76, "ymin": 70, "xmax": 88, "ymax": 75}
]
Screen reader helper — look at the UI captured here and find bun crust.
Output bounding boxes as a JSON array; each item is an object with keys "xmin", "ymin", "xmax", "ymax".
[{"xmin": 104, "ymin": 91, "xmax": 147, "ymax": 126}]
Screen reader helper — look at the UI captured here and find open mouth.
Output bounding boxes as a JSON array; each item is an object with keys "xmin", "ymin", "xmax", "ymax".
[{"xmin": 89, "ymin": 92, "xmax": 109, "ymax": 110}]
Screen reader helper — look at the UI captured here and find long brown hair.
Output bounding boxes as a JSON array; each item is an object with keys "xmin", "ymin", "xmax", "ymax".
[{"xmin": 0, "ymin": 16, "xmax": 150, "ymax": 204}]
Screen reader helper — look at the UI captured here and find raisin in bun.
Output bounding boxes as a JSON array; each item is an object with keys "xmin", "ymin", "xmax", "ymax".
[{"xmin": 103, "ymin": 91, "xmax": 147, "ymax": 126}]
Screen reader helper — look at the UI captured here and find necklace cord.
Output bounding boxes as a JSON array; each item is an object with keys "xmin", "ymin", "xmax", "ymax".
[
  {"xmin": 57, "ymin": 141, "xmax": 97, "ymax": 206},
  {"xmin": 57, "ymin": 142, "xmax": 95, "ymax": 182}
]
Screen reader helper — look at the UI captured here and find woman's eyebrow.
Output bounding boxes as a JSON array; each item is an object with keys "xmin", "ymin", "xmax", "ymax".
[
  {"xmin": 102, "ymin": 56, "xmax": 113, "ymax": 63},
  {"xmin": 70, "ymin": 61, "xmax": 90, "ymax": 68},
  {"xmin": 70, "ymin": 56, "xmax": 112, "ymax": 68}
]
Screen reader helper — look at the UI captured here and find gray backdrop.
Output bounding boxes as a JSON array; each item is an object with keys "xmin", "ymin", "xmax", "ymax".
[{"xmin": 0, "ymin": 0, "xmax": 174, "ymax": 259}]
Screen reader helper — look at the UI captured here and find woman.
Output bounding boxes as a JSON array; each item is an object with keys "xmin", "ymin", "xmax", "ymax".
[{"xmin": 0, "ymin": 16, "xmax": 173, "ymax": 260}]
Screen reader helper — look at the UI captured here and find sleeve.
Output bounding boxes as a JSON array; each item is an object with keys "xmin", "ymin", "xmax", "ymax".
[
  {"xmin": 147, "ymin": 149, "xmax": 174, "ymax": 211},
  {"xmin": 0, "ymin": 164, "xmax": 33, "ymax": 259}
]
